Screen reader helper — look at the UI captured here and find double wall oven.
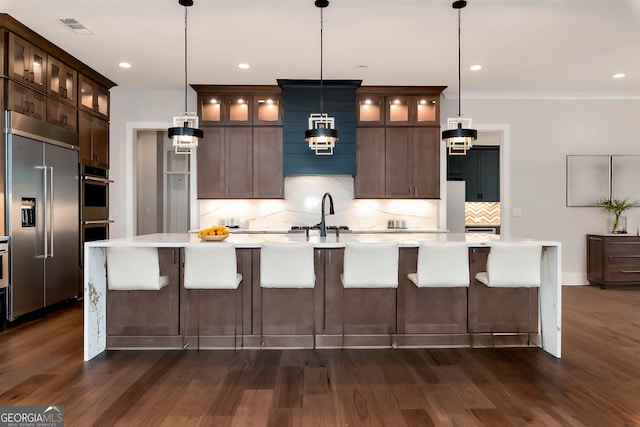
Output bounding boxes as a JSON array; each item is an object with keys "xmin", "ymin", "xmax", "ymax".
[{"xmin": 81, "ymin": 164, "xmax": 112, "ymax": 259}]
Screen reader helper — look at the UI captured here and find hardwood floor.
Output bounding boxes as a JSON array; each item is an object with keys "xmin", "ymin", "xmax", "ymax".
[{"xmin": 1, "ymin": 285, "xmax": 640, "ymax": 426}]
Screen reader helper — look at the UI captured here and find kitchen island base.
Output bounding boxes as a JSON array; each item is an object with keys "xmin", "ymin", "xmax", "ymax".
[{"xmin": 84, "ymin": 233, "xmax": 561, "ymax": 359}]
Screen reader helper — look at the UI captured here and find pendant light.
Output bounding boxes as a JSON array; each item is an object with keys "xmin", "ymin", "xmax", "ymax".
[
  {"xmin": 168, "ymin": 0, "xmax": 203, "ymax": 155},
  {"xmin": 442, "ymin": 0, "xmax": 477, "ymax": 156},
  {"xmin": 304, "ymin": 0, "xmax": 339, "ymax": 156}
]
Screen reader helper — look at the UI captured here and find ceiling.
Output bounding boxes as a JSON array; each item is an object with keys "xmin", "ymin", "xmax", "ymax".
[{"xmin": 3, "ymin": 0, "xmax": 640, "ymax": 95}]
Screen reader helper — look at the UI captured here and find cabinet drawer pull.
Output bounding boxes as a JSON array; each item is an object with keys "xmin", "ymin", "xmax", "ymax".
[
  {"xmin": 621, "ymin": 270, "xmax": 640, "ymax": 274},
  {"xmin": 609, "ymin": 255, "xmax": 640, "ymax": 258}
]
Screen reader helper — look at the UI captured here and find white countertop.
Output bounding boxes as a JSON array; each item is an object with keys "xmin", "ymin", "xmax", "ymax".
[{"xmin": 86, "ymin": 232, "xmax": 559, "ymax": 249}]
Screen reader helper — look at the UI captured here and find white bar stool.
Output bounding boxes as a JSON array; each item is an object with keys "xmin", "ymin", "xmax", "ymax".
[
  {"xmin": 407, "ymin": 241, "xmax": 470, "ymax": 288},
  {"xmin": 106, "ymin": 247, "xmax": 169, "ymax": 291},
  {"xmin": 474, "ymin": 241, "xmax": 542, "ymax": 345},
  {"xmin": 183, "ymin": 242, "xmax": 243, "ymax": 350},
  {"xmin": 341, "ymin": 242, "xmax": 399, "ymax": 348},
  {"xmin": 475, "ymin": 242, "xmax": 542, "ymax": 288},
  {"xmin": 260, "ymin": 242, "xmax": 315, "ymax": 349}
]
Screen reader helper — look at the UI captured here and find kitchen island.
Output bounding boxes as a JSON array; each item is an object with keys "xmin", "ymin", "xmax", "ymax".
[{"xmin": 84, "ymin": 232, "xmax": 561, "ymax": 360}]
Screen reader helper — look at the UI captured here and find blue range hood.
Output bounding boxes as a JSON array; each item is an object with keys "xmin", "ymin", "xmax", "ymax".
[{"xmin": 278, "ymin": 79, "xmax": 361, "ymax": 175}]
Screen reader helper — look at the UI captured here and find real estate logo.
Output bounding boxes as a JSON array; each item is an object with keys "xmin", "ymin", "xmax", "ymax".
[{"xmin": 0, "ymin": 406, "xmax": 64, "ymax": 427}]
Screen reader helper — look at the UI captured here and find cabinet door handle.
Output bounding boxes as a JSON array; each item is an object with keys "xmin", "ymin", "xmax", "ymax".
[
  {"xmin": 63, "ymin": 88, "xmax": 68, "ymax": 98},
  {"xmin": 60, "ymin": 115, "xmax": 68, "ymax": 125},
  {"xmin": 23, "ymin": 101, "xmax": 30, "ymax": 113},
  {"xmin": 24, "ymin": 69, "xmax": 29, "ymax": 81},
  {"xmin": 30, "ymin": 71, "xmax": 35, "ymax": 83},
  {"xmin": 414, "ymin": 186, "xmax": 418, "ymax": 196},
  {"xmin": 30, "ymin": 102, "xmax": 35, "ymax": 113}
]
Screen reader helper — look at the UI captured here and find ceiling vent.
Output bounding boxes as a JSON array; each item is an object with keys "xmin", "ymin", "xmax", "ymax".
[{"xmin": 57, "ymin": 18, "xmax": 94, "ymax": 35}]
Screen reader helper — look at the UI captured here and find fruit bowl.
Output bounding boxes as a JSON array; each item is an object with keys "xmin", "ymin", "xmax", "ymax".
[{"xmin": 200, "ymin": 234, "xmax": 229, "ymax": 241}]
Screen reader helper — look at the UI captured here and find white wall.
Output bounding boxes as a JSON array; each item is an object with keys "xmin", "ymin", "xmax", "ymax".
[
  {"xmin": 442, "ymin": 95, "xmax": 640, "ymax": 284},
  {"xmin": 110, "ymin": 87, "xmax": 640, "ymax": 285}
]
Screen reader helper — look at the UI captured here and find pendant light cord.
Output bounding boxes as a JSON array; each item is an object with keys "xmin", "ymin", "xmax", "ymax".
[
  {"xmin": 319, "ymin": 7, "xmax": 324, "ymax": 115},
  {"xmin": 183, "ymin": 6, "xmax": 189, "ymax": 113},
  {"xmin": 457, "ymin": 6, "xmax": 461, "ymax": 118}
]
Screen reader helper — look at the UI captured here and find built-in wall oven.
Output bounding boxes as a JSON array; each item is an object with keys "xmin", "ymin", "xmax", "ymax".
[
  {"xmin": 81, "ymin": 165, "xmax": 112, "ymax": 264},
  {"xmin": 81, "ymin": 165, "xmax": 110, "ymax": 221}
]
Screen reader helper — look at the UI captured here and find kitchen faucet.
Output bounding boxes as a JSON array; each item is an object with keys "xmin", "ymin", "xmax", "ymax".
[{"xmin": 316, "ymin": 192, "xmax": 334, "ymax": 237}]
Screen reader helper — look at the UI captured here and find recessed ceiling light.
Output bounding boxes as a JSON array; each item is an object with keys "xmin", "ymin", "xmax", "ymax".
[
  {"xmin": 613, "ymin": 73, "xmax": 626, "ymax": 79},
  {"xmin": 470, "ymin": 65, "xmax": 482, "ymax": 71},
  {"xmin": 238, "ymin": 63, "xmax": 250, "ymax": 70},
  {"xmin": 118, "ymin": 62, "xmax": 132, "ymax": 69}
]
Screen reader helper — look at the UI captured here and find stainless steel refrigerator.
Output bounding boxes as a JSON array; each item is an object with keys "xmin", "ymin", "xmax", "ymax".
[{"xmin": 5, "ymin": 111, "xmax": 79, "ymax": 320}]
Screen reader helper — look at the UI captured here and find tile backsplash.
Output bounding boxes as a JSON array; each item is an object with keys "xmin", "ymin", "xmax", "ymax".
[
  {"xmin": 465, "ymin": 202, "xmax": 501, "ymax": 224},
  {"xmin": 198, "ymin": 176, "xmax": 440, "ymax": 230}
]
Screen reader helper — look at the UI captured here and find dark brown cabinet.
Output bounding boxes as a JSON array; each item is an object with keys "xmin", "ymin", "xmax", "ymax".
[
  {"xmin": 79, "ymin": 110, "xmax": 109, "ymax": 168},
  {"xmin": 385, "ymin": 95, "xmax": 439, "ymax": 126},
  {"xmin": 197, "ymin": 90, "xmax": 283, "ymax": 127},
  {"xmin": 194, "ymin": 86, "xmax": 284, "ymax": 199},
  {"xmin": 47, "ymin": 56, "xmax": 77, "ymax": 106},
  {"xmin": 355, "ymin": 87, "xmax": 444, "ymax": 200},
  {"xmin": 7, "ymin": 80, "xmax": 46, "ymax": 121},
  {"xmin": 253, "ymin": 127, "xmax": 284, "ymax": 198},
  {"xmin": 587, "ymin": 234, "xmax": 640, "ymax": 288},
  {"xmin": 8, "ymin": 33, "xmax": 47, "ymax": 92},
  {"xmin": 385, "ymin": 127, "xmax": 440, "ymax": 199},
  {"xmin": 46, "ymin": 98, "xmax": 77, "ymax": 132},
  {"xmin": 197, "ymin": 127, "xmax": 252, "ymax": 198},
  {"xmin": 79, "ymin": 74, "xmax": 109, "ymax": 119},
  {"xmin": 355, "ymin": 127, "xmax": 386, "ymax": 198}
]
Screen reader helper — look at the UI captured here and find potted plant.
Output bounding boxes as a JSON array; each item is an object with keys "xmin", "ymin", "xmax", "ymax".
[{"xmin": 595, "ymin": 197, "xmax": 638, "ymax": 234}]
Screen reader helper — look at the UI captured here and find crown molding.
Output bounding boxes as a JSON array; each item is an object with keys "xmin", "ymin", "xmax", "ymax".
[{"xmin": 443, "ymin": 91, "xmax": 640, "ymax": 100}]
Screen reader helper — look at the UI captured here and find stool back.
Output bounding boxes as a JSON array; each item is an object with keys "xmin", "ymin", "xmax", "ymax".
[
  {"xmin": 184, "ymin": 242, "xmax": 241, "ymax": 289},
  {"xmin": 107, "ymin": 247, "xmax": 169, "ymax": 290},
  {"xmin": 413, "ymin": 241, "xmax": 470, "ymax": 287},
  {"xmin": 260, "ymin": 242, "xmax": 315, "ymax": 288},
  {"xmin": 343, "ymin": 242, "xmax": 399, "ymax": 288}
]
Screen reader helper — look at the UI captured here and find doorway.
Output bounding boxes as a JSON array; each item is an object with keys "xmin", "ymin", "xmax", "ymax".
[
  {"xmin": 135, "ymin": 130, "xmax": 190, "ymax": 235},
  {"xmin": 446, "ymin": 130, "xmax": 504, "ymax": 233}
]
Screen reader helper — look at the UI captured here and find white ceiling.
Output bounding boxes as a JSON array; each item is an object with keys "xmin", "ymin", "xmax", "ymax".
[{"xmin": 3, "ymin": 0, "xmax": 640, "ymax": 95}]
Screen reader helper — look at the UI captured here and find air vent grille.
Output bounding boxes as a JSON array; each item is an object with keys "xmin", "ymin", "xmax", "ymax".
[{"xmin": 57, "ymin": 17, "xmax": 94, "ymax": 35}]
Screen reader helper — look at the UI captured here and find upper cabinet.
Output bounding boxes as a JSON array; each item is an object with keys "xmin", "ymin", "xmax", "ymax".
[
  {"xmin": 356, "ymin": 88, "xmax": 443, "ymax": 127},
  {"xmin": 355, "ymin": 86, "xmax": 445, "ymax": 199},
  {"xmin": 386, "ymin": 95, "xmax": 439, "ymax": 126},
  {"xmin": 196, "ymin": 87, "xmax": 283, "ymax": 126},
  {"xmin": 8, "ymin": 33, "xmax": 47, "ymax": 92},
  {"xmin": 79, "ymin": 74, "xmax": 109, "ymax": 119},
  {"xmin": 48, "ymin": 57, "xmax": 77, "ymax": 106},
  {"xmin": 193, "ymin": 86, "xmax": 284, "ymax": 199}
]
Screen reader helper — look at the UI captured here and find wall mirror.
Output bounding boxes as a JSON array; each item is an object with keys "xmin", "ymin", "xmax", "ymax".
[{"xmin": 566, "ymin": 155, "xmax": 640, "ymax": 207}]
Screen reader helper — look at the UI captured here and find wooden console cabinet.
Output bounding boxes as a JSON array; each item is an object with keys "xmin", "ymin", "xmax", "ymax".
[{"xmin": 587, "ymin": 234, "xmax": 640, "ymax": 288}]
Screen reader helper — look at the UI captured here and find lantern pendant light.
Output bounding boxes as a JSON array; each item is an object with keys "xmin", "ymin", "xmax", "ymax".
[
  {"xmin": 304, "ymin": 0, "xmax": 339, "ymax": 156},
  {"xmin": 442, "ymin": 0, "xmax": 477, "ymax": 156},
  {"xmin": 168, "ymin": 0, "xmax": 203, "ymax": 154}
]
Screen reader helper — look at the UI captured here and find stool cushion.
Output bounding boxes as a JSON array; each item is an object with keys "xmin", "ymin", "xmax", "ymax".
[
  {"xmin": 408, "ymin": 241, "xmax": 470, "ymax": 288},
  {"xmin": 342, "ymin": 242, "xmax": 399, "ymax": 288},
  {"xmin": 184, "ymin": 243, "xmax": 242, "ymax": 289},
  {"xmin": 260, "ymin": 242, "xmax": 315, "ymax": 288},
  {"xmin": 475, "ymin": 242, "xmax": 542, "ymax": 287},
  {"xmin": 107, "ymin": 247, "xmax": 170, "ymax": 291}
]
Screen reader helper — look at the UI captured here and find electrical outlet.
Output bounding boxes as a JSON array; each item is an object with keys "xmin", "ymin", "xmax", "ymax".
[{"xmin": 512, "ymin": 208, "xmax": 522, "ymax": 217}]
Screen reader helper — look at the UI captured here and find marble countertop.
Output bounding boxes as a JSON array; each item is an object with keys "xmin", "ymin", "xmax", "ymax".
[{"xmin": 86, "ymin": 232, "xmax": 560, "ymax": 249}]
